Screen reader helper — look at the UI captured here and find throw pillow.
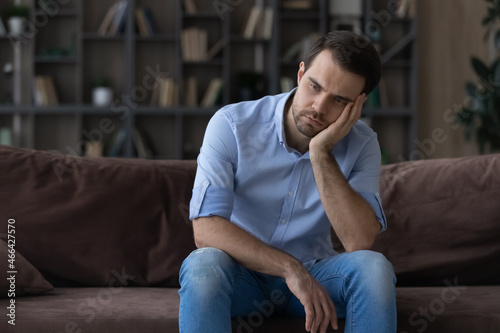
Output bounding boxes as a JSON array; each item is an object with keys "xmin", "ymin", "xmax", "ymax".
[{"xmin": 0, "ymin": 237, "xmax": 54, "ymax": 297}]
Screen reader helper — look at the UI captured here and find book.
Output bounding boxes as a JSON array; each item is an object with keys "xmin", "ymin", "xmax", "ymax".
[
  {"xmin": 33, "ymin": 76, "xmax": 59, "ymax": 106},
  {"xmin": 396, "ymin": 0, "xmax": 411, "ymax": 18},
  {"xmin": 132, "ymin": 127, "xmax": 154, "ymax": 159},
  {"xmin": 206, "ymin": 38, "xmax": 225, "ymax": 60},
  {"xmin": 0, "ymin": 127, "xmax": 12, "ymax": 146},
  {"xmin": 282, "ymin": 0, "xmax": 313, "ymax": 10},
  {"xmin": 151, "ymin": 76, "xmax": 177, "ymax": 108},
  {"xmin": 108, "ymin": 0, "xmax": 128, "ymax": 36},
  {"xmin": 280, "ymin": 77, "xmax": 294, "ymax": 93},
  {"xmin": 85, "ymin": 141, "xmax": 104, "ymax": 157},
  {"xmin": 141, "ymin": 7, "xmax": 157, "ymax": 36},
  {"xmin": 98, "ymin": 2, "xmax": 119, "ymax": 35},
  {"xmin": 243, "ymin": 6, "xmax": 262, "ymax": 39},
  {"xmin": 106, "ymin": 127, "xmax": 127, "ymax": 157},
  {"xmin": 184, "ymin": 76, "xmax": 198, "ymax": 107},
  {"xmin": 150, "ymin": 81, "xmax": 160, "ymax": 106},
  {"xmin": 181, "ymin": 27, "xmax": 208, "ymax": 61},
  {"xmin": 329, "ymin": 0, "xmax": 363, "ymax": 16},
  {"xmin": 0, "ymin": 16, "xmax": 6, "ymax": 36},
  {"xmin": 44, "ymin": 76, "xmax": 59, "ymax": 106},
  {"xmin": 135, "ymin": 8, "xmax": 149, "ymax": 36},
  {"xmin": 261, "ymin": 7, "xmax": 274, "ymax": 40},
  {"xmin": 201, "ymin": 78, "xmax": 223, "ymax": 107},
  {"xmin": 183, "ymin": 0, "xmax": 197, "ymax": 14}
]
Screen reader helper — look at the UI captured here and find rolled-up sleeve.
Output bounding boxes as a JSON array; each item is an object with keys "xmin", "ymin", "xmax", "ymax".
[
  {"xmin": 347, "ymin": 133, "xmax": 387, "ymax": 232},
  {"xmin": 190, "ymin": 111, "xmax": 237, "ymax": 221}
]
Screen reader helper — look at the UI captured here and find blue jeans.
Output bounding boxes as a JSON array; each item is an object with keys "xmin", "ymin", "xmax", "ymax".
[{"xmin": 178, "ymin": 248, "xmax": 397, "ymax": 333}]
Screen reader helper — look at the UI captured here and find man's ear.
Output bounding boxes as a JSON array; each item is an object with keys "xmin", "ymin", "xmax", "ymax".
[{"xmin": 297, "ymin": 61, "xmax": 305, "ymax": 86}]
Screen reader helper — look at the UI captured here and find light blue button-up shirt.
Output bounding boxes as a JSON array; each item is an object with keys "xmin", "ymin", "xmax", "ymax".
[{"xmin": 190, "ymin": 90, "xmax": 387, "ymax": 268}]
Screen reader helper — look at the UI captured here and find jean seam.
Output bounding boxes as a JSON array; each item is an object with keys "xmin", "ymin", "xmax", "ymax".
[{"xmin": 316, "ymin": 274, "xmax": 355, "ymax": 333}]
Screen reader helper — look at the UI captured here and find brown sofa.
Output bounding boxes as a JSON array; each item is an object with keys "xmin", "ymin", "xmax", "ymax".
[{"xmin": 0, "ymin": 144, "xmax": 499, "ymax": 333}]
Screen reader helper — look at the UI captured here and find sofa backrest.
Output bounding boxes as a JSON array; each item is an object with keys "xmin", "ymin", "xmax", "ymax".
[
  {"xmin": 0, "ymin": 145, "xmax": 197, "ymax": 287},
  {"xmin": 373, "ymin": 154, "xmax": 500, "ymax": 286},
  {"xmin": 2, "ymin": 145, "xmax": 499, "ymax": 288}
]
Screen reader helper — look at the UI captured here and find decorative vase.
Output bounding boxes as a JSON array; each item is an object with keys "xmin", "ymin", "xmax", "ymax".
[
  {"xmin": 8, "ymin": 17, "xmax": 24, "ymax": 37},
  {"xmin": 92, "ymin": 87, "xmax": 113, "ymax": 107}
]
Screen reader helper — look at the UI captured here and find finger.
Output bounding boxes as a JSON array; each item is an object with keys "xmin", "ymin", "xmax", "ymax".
[
  {"xmin": 304, "ymin": 303, "xmax": 314, "ymax": 332},
  {"xmin": 329, "ymin": 298, "xmax": 338, "ymax": 330},
  {"xmin": 318, "ymin": 290, "xmax": 334, "ymax": 333},
  {"xmin": 311, "ymin": 298, "xmax": 324, "ymax": 333},
  {"xmin": 336, "ymin": 101, "xmax": 354, "ymax": 129},
  {"xmin": 349, "ymin": 94, "xmax": 365, "ymax": 122}
]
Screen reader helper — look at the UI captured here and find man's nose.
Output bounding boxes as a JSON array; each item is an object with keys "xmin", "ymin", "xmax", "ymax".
[{"xmin": 312, "ymin": 94, "xmax": 328, "ymax": 114}]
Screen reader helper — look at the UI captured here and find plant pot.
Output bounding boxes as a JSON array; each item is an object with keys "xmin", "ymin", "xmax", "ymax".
[
  {"xmin": 8, "ymin": 17, "xmax": 24, "ymax": 37},
  {"xmin": 92, "ymin": 87, "xmax": 113, "ymax": 107}
]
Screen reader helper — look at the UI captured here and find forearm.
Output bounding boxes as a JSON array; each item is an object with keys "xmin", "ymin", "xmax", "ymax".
[
  {"xmin": 193, "ymin": 216, "xmax": 304, "ymax": 278},
  {"xmin": 310, "ymin": 150, "xmax": 380, "ymax": 252}
]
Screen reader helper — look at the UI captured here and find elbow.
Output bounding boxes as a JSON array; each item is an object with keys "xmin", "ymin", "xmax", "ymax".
[
  {"xmin": 343, "ymin": 225, "xmax": 379, "ymax": 253},
  {"xmin": 344, "ymin": 239, "xmax": 374, "ymax": 253},
  {"xmin": 192, "ymin": 217, "xmax": 210, "ymax": 249}
]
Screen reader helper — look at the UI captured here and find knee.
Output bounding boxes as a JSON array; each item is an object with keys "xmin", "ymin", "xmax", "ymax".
[
  {"xmin": 179, "ymin": 247, "xmax": 236, "ymax": 287},
  {"xmin": 347, "ymin": 250, "xmax": 396, "ymax": 286}
]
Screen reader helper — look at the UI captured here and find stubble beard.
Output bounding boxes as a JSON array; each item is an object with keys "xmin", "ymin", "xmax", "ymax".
[{"xmin": 291, "ymin": 103, "xmax": 323, "ymax": 138}]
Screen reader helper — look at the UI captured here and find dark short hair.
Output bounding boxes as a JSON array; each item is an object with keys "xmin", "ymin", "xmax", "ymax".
[{"xmin": 303, "ymin": 31, "xmax": 381, "ymax": 95}]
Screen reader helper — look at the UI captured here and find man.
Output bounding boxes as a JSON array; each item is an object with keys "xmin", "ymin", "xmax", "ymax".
[{"xmin": 179, "ymin": 31, "xmax": 396, "ymax": 333}]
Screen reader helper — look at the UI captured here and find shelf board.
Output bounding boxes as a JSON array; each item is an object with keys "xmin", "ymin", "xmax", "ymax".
[
  {"xmin": 135, "ymin": 106, "xmax": 219, "ymax": 115},
  {"xmin": 82, "ymin": 33, "xmax": 126, "ymax": 41},
  {"xmin": 183, "ymin": 11, "xmax": 220, "ymax": 19},
  {"xmin": 134, "ymin": 106, "xmax": 178, "ymax": 115},
  {"xmin": 35, "ymin": 55, "xmax": 77, "ymax": 64},
  {"xmin": 280, "ymin": 10, "xmax": 319, "ymax": 20},
  {"xmin": 34, "ymin": 8, "xmax": 78, "ymax": 17},
  {"xmin": 281, "ymin": 60, "xmax": 300, "ymax": 67},
  {"xmin": 362, "ymin": 107, "xmax": 413, "ymax": 117},
  {"xmin": 135, "ymin": 34, "xmax": 177, "ymax": 42},
  {"xmin": 180, "ymin": 106, "xmax": 219, "ymax": 115},
  {"xmin": 230, "ymin": 35, "xmax": 270, "ymax": 43},
  {"xmin": 0, "ymin": 105, "xmax": 221, "ymax": 116},
  {"xmin": 183, "ymin": 58, "xmax": 224, "ymax": 66},
  {"xmin": 383, "ymin": 59, "xmax": 412, "ymax": 68}
]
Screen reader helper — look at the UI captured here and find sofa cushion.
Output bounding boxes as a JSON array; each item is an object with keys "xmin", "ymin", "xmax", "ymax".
[
  {"xmin": 374, "ymin": 154, "xmax": 500, "ymax": 286},
  {"xmin": 0, "ymin": 287, "xmax": 344, "ymax": 333},
  {"xmin": 0, "ymin": 145, "xmax": 197, "ymax": 287},
  {"xmin": 0, "ymin": 238, "xmax": 54, "ymax": 296},
  {"xmin": 396, "ymin": 286, "xmax": 500, "ymax": 333}
]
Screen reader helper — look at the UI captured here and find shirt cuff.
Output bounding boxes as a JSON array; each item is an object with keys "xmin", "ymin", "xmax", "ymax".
[
  {"xmin": 189, "ymin": 181, "xmax": 234, "ymax": 221},
  {"xmin": 359, "ymin": 191, "xmax": 387, "ymax": 232}
]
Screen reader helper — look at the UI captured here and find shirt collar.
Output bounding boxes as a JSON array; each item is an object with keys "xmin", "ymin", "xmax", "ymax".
[{"xmin": 274, "ymin": 88, "xmax": 296, "ymax": 147}]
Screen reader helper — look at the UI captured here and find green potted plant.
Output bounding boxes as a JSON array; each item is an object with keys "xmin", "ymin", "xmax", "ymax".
[
  {"xmin": 91, "ymin": 77, "xmax": 113, "ymax": 107},
  {"xmin": 6, "ymin": 4, "xmax": 29, "ymax": 37},
  {"xmin": 457, "ymin": 0, "xmax": 500, "ymax": 153}
]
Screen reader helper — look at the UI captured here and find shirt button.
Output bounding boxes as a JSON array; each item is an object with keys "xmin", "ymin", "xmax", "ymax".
[
  {"xmin": 288, "ymin": 191, "xmax": 294, "ymax": 197},
  {"xmin": 280, "ymin": 219, "xmax": 287, "ymax": 224},
  {"xmin": 202, "ymin": 181, "xmax": 209, "ymax": 186}
]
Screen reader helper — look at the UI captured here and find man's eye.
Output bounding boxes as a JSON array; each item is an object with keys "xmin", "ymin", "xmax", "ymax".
[
  {"xmin": 334, "ymin": 97, "xmax": 344, "ymax": 104},
  {"xmin": 310, "ymin": 83, "xmax": 319, "ymax": 91}
]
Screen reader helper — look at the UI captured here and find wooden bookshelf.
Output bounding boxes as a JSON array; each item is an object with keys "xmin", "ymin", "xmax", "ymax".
[{"xmin": 0, "ymin": 0, "xmax": 417, "ymax": 162}]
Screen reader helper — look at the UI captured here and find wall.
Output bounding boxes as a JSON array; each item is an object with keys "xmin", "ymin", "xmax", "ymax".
[{"xmin": 417, "ymin": 0, "xmax": 489, "ymax": 158}]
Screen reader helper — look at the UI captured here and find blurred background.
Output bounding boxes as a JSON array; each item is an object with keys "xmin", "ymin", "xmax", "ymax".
[{"xmin": 0, "ymin": 0, "xmax": 495, "ymax": 162}]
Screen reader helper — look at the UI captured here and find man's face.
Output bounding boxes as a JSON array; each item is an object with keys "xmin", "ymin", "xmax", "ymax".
[{"xmin": 291, "ymin": 50, "xmax": 366, "ymax": 138}]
